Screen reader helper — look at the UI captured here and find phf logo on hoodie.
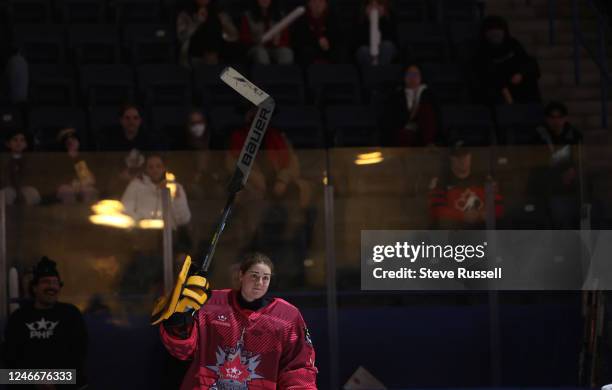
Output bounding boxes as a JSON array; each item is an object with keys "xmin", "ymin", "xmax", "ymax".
[
  {"xmin": 25, "ymin": 318, "xmax": 59, "ymax": 339},
  {"xmin": 207, "ymin": 330, "xmax": 263, "ymax": 390}
]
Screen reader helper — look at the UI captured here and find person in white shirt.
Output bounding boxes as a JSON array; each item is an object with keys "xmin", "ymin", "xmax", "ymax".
[{"xmin": 121, "ymin": 154, "xmax": 191, "ymax": 228}]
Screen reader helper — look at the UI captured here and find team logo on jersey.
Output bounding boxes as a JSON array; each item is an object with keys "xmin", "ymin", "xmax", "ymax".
[
  {"xmin": 217, "ymin": 315, "xmax": 227, "ymax": 322},
  {"xmin": 207, "ymin": 330, "xmax": 263, "ymax": 390},
  {"xmin": 25, "ymin": 318, "xmax": 59, "ymax": 339}
]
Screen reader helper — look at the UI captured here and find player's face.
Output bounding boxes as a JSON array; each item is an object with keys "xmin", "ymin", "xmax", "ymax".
[
  {"xmin": 33, "ymin": 276, "xmax": 61, "ymax": 307},
  {"xmin": 239, "ymin": 263, "xmax": 272, "ymax": 302}
]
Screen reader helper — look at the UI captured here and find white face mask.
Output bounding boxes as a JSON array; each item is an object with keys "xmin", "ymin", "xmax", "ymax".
[{"xmin": 190, "ymin": 123, "xmax": 206, "ymax": 138}]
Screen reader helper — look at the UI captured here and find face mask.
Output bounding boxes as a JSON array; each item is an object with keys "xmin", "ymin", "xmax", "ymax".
[
  {"xmin": 190, "ymin": 123, "xmax": 206, "ymax": 138},
  {"xmin": 486, "ymin": 29, "xmax": 505, "ymax": 45}
]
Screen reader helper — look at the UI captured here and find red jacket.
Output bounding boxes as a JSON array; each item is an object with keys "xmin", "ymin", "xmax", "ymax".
[{"xmin": 161, "ymin": 289, "xmax": 317, "ymax": 389}]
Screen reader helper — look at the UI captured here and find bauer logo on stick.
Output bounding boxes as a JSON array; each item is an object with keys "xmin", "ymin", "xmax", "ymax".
[{"xmin": 151, "ymin": 67, "xmax": 276, "ymax": 325}]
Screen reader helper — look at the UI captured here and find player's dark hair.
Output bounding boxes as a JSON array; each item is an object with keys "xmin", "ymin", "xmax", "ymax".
[{"xmin": 239, "ymin": 252, "xmax": 274, "ymax": 274}]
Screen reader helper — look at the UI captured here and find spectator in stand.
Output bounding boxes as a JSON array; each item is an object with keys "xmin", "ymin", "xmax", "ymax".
[
  {"xmin": 240, "ymin": 0, "xmax": 294, "ymax": 64},
  {"xmin": 175, "ymin": 109, "xmax": 212, "ymax": 151},
  {"xmin": 2, "ymin": 129, "xmax": 40, "ymax": 205},
  {"xmin": 176, "ymin": 109, "xmax": 225, "ymax": 200},
  {"xmin": 176, "ymin": 0, "xmax": 239, "ymax": 67},
  {"xmin": 105, "ymin": 104, "xmax": 152, "ymax": 152},
  {"xmin": 384, "ymin": 63, "xmax": 440, "ymax": 147},
  {"xmin": 104, "ymin": 104, "xmax": 155, "ymax": 195},
  {"xmin": 4, "ymin": 256, "xmax": 88, "ymax": 389},
  {"xmin": 473, "ymin": 15, "xmax": 541, "ymax": 105},
  {"xmin": 121, "ymin": 153, "xmax": 191, "ymax": 229},
  {"xmin": 292, "ymin": 0, "xmax": 344, "ymax": 65},
  {"xmin": 227, "ymin": 108, "xmax": 311, "ymax": 208},
  {"xmin": 226, "ymin": 108, "xmax": 314, "ymax": 288},
  {"xmin": 55, "ymin": 127, "xmax": 98, "ymax": 204},
  {"xmin": 428, "ymin": 140, "xmax": 504, "ymax": 229},
  {"xmin": 527, "ymin": 101, "xmax": 583, "ymax": 228},
  {"xmin": 354, "ymin": 0, "xmax": 398, "ymax": 66}
]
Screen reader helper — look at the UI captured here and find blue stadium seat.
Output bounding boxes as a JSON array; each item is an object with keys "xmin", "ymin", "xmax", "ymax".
[
  {"xmin": 209, "ymin": 105, "xmax": 244, "ymax": 146},
  {"xmin": 308, "ymin": 64, "xmax": 361, "ymax": 105},
  {"xmin": 113, "ymin": 0, "xmax": 161, "ymax": 23},
  {"xmin": 448, "ymin": 21, "xmax": 480, "ymax": 63},
  {"xmin": 29, "ymin": 107, "xmax": 89, "ymax": 150},
  {"xmin": 137, "ymin": 64, "xmax": 192, "ymax": 105},
  {"xmin": 272, "ymin": 106, "xmax": 323, "ymax": 148},
  {"xmin": 441, "ymin": 104, "xmax": 494, "ymax": 146},
  {"xmin": 123, "ymin": 24, "xmax": 176, "ymax": 65},
  {"xmin": 194, "ymin": 64, "xmax": 248, "ymax": 106},
  {"xmin": 495, "ymin": 103, "xmax": 546, "ymax": 145},
  {"xmin": 12, "ymin": 24, "xmax": 66, "ymax": 64},
  {"xmin": 361, "ymin": 64, "xmax": 403, "ymax": 103},
  {"xmin": 80, "ymin": 64, "xmax": 135, "ymax": 106},
  {"xmin": 326, "ymin": 105, "xmax": 379, "ymax": 147},
  {"xmin": 7, "ymin": 0, "xmax": 52, "ymax": 23},
  {"xmin": 58, "ymin": 0, "xmax": 106, "ymax": 23},
  {"xmin": 279, "ymin": 0, "xmax": 304, "ymax": 10},
  {"xmin": 436, "ymin": 0, "xmax": 480, "ymax": 22},
  {"xmin": 151, "ymin": 105, "xmax": 190, "ymax": 147},
  {"xmin": 89, "ymin": 106, "xmax": 120, "ymax": 149},
  {"xmin": 395, "ymin": 0, "xmax": 429, "ymax": 22},
  {"xmin": 397, "ymin": 23, "xmax": 450, "ymax": 63},
  {"xmin": 333, "ymin": 0, "xmax": 359, "ymax": 23},
  {"xmin": 29, "ymin": 65, "xmax": 77, "ymax": 106},
  {"xmin": 421, "ymin": 62, "xmax": 469, "ymax": 104},
  {"xmin": 252, "ymin": 64, "xmax": 305, "ymax": 105},
  {"xmin": 69, "ymin": 25, "xmax": 120, "ymax": 64},
  {"xmin": 0, "ymin": 1, "xmax": 8, "ymax": 28}
]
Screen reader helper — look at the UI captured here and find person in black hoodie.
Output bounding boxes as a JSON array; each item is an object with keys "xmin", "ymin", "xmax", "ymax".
[
  {"xmin": 527, "ymin": 101, "xmax": 583, "ymax": 228},
  {"xmin": 354, "ymin": 0, "xmax": 398, "ymax": 65},
  {"xmin": 176, "ymin": 0, "xmax": 239, "ymax": 66},
  {"xmin": 472, "ymin": 15, "xmax": 541, "ymax": 105},
  {"xmin": 4, "ymin": 256, "xmax": 88, "ymax": 389},
  {"xmin": 291, "ymin": 0, "xmax": 344, "ymax": 65}
]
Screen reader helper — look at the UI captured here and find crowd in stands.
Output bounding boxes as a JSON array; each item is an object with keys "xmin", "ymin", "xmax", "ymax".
[{"xmin": 0, "ymin": 0, "xmax": 596, "ymax": 233}]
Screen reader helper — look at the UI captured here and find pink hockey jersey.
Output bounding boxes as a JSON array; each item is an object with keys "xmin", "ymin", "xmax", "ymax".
[{"xmin": 160, "ymin": 289, "xmax": 318, "ymax": 389}]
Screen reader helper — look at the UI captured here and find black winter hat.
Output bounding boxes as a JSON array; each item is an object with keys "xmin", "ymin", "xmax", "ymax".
[{"xmin": 32, "ymin": 256, "xmax": 61, "ymax": 283}]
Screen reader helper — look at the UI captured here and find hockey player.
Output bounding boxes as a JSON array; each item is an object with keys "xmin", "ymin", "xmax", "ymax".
[{"xmin": 159, "ymin": 252, "xmax": 318, "ymax": 389}]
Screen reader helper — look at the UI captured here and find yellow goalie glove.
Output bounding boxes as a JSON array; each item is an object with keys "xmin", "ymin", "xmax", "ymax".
[{"xmin": 150, "ymin": 256, "xmax": 211, "ymax": 325}]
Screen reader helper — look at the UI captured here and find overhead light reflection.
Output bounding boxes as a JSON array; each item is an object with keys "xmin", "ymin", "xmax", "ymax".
[{"xmin": 89, "ymin": 214, "xmax": 135, "ymax": 229}]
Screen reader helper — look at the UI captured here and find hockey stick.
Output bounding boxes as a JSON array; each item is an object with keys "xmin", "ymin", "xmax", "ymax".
[
  {"xmin": 197, "ymin": 67, "xmax": 275, "ymax": 273},
  {"xmin": 150, "ymin": 67, "xmax": 274, "ymax": 325}
]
